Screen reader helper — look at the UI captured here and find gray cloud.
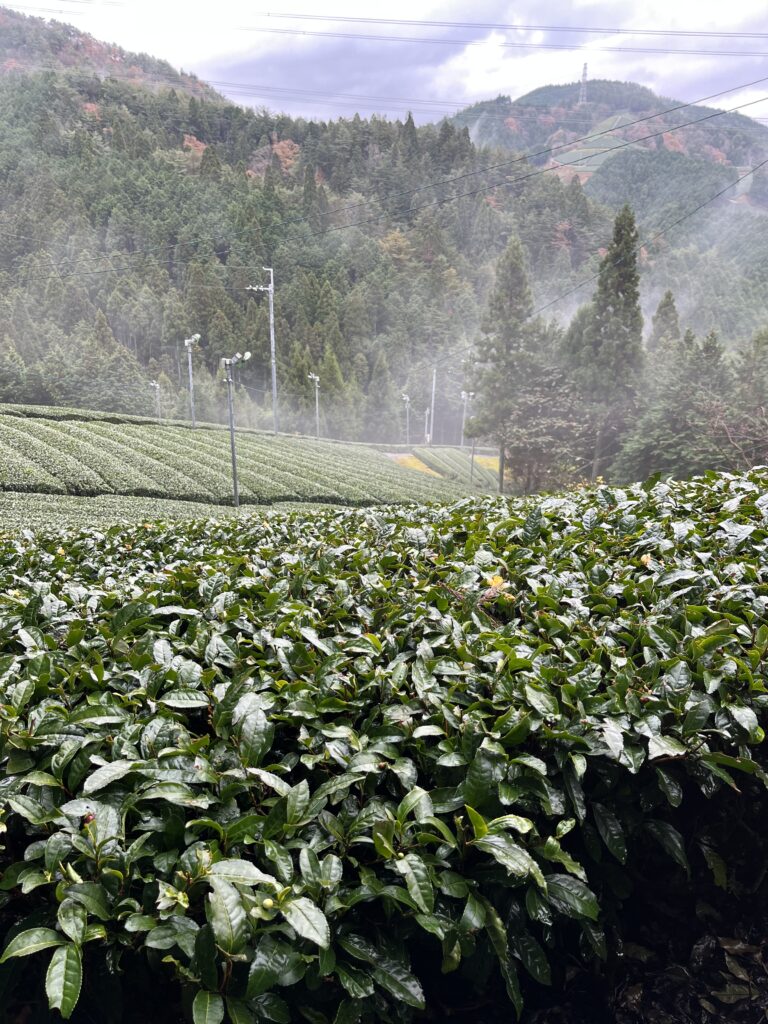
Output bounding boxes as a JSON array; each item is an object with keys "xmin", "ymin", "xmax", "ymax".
[{"xmin": 193, "ymin": 1, "xmax": 768, "ymax": 126}]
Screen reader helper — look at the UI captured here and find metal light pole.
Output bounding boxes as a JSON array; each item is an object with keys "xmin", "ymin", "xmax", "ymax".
[
  {"xmin": 222, "ymin": 350, "xmax": 251, "ymax": 508},
  {"xmin": 424, "ymin": 407, "xmax": 430, "ymax": 445},
  {"xmin": 460, "ymin": 390, "xmax": 474, "ymax": 448},
  {"xmin": 402, "ymin": 393, "xmax": 410, "ymax": 446},
  {"xmin": 184, "ymin": 333, "xmax": 201, "ymax": 428},
  {"xmin": 308, "ymin": 372, "xmax": 320, "ymax": 438},
  {"xmin": 429, "ymin": 366, "xmax": 437, "ymax": 447},
  {"xmin": 149, "ymin": 380, "xmax": 161, "ymax": 423},
  {"xmin": 246, "ymin": 267, "xmax": 278, "ymax": 434}
]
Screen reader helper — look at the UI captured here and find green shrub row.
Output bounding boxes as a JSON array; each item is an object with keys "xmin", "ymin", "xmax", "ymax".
[
  {"xmin": 1, "ymin": 470, "xmax": 767, "ymax": 1021},
  {"xmin": 0, "ymin": 493, "xmax": 242, "ymax": 532},
  {"xmin": 413, "ymin": 447, "xmax": 498, "ymax": 490},
  {"xmin": 0, "ymin": 415, "xmax": 465, "ymax": 507}
]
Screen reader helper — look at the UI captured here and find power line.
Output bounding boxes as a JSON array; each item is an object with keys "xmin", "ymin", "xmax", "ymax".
[
  {"xmin": 310, "ymin": 76, "xmax": 768, "ymax": 221},
  {"xmin": 6, "ymin": 69, "xmax": 764, "ymax": 277},
  {"xmin": 236, "ymin": 25, "xmax": 768, "ymax": 59},
  {"xmin": 249, "ymin": 12, "xmax": 768, "ymax": 42},
  {"xmin": 316, "ymin": 93, "xmax": 768, "ymax": 238},
  {"xmin": 11, "ymin": 87, "xmax": 768, "ymax": 290},
  {"xmin": 8, "ymin": 3, "xmax": 767, "ymax": 41},
  {"xmin": 528, "ymin": 156, "xmax": 768, "ymax": 320}
]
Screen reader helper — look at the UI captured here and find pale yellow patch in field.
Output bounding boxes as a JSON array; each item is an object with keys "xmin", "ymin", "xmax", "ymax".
[
  {"xmin": 475, "ymin": 455, "xmax": 499, "ymax": 471},
  {"xmin": 390, "ymin": 454, "xmax": 441, "ymax": 476}
]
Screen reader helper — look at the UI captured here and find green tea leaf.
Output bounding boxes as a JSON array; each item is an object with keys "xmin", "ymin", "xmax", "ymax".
[
  {"xmin": 394, "ymin": 853, "xmax": 434, "ymax": 914},
  {"xmin": 206, "ymin": 879, "xmax": 246, "ymax": 954},
  {"xmin": 45, "ymin": 943, "xmax": 82, "ymax": 1020},
  {"xmin": 209, "ymin": 860, "xmax": 278, "ymax": 888},
  {"xmin": 545, "ymin": 875, "xmax": 599, "ymax": 921},
  {"xmin": 57, "ymin": 901, "xmax": 87, "ymax": 945},
  {"xmin": 282, "ymin": 897, "xmax": 330, "ymax": 949},
  {"xmin": 593, "ymin": 804, "xmax": 627, "ymax": 864},
  {"xmin": 1, "ymin": 929, "xmax": 65, "ymax": 961},
  {"xmin": 645, "ymin": 820, "xmax": 690, "ymax": 876},
  {"xmin": 192, "ymin": 990, "xmax": 224, "ymax": 1024}
]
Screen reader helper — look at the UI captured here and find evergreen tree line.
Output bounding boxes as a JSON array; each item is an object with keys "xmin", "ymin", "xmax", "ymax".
[
  {"xmin": 0, "ymin": 68, "xmax": 610, "ymax": 442},
  {"xmin": 1, "ymin": 61, "xmax": 767, "ymax": 474},
  {"xmin": 471, "ymin": 204, "xmax": 768, "ymax": 490}
]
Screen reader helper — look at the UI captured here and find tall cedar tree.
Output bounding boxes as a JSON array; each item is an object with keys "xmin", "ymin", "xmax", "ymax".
[
  {"xmin": 648, "ymin": 290, "xmax": 681, "ymax": 351},
  {"xmin": 564, "ymin": 204, "xmax": 644, "ymax": 477},
  {"xmin": 614, "ymin": 329, "xmax": 733, "ymax": 481},
  {"xmin": 471, "ymin": 236, "xmax": 532, "ymax": 491},
  {"xmin": 470, "ymin": 236, "xmax": 582, "ymax": 493}
]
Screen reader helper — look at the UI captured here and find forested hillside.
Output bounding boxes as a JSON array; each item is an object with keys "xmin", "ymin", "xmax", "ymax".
[
  {"xmin": 2, "ymin": 6, "xmax": 768, "ymax": 465},
  {"xmin": 454, "ymin": 80, "xmax": 768, "ymax": 339},
  {"xmin": 0, "ymin": 6, "xmax": 214, "ymax": 97},
  {"xmin": 0, "ymin": 7, "xmax": 613, "ymax": 442}
]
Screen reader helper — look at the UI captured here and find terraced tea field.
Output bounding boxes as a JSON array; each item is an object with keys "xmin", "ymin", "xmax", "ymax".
[
  {"xmin": 412, "ymin": 446, "xmax": 499, "ymax": 489},
  {"xmin": 0, "ymin": 407, "xmax": 465, "ymax": 518}
]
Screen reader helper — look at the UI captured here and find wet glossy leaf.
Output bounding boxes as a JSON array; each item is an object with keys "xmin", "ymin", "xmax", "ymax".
[{"xmin": 45, "ymin": 943, "xmax": 82, "ymax": 1020}]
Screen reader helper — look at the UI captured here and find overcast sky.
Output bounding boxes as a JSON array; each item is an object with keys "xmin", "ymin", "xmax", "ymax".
[{"xmin": 8, "ymin": 0, "xmax": 768, "ymax": 123}]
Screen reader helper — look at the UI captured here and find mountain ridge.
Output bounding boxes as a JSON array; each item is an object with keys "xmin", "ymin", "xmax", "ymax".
[
  {"xmin": 1, "ymin": 7, "xmax": 768, "ymax": 441},
  {"xmin": 451, "ymin": 78, "xmax": 768, "ymax": 193},
  {"xmin": 0, "ymin": 5, "xmax": 219, "ymax": 100}
]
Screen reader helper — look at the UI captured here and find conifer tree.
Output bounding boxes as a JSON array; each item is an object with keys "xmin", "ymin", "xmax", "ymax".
[
  {"xmin": 319, "ymin": 347, "xmax": 345, "ymax": 436},
  {"xmin": 398, "ymin": 113, "xmax": 419, "ymax": 164},
  {"xmin": 563, "ymin": 204, "xmax": 644, "ymax": 478},
  {"xmin": 613, "ymin": 329, "xmax": 734, "ymax": 481},
  {"xmin": 589, "ymin": 204, "xmax": 644, "ymax": 380},
  {"xmin": 471, "ymin": 235, "xmax": 533, "ymax": 492},
  {"xmin": 199, "ymin": 144, "xmax": 222, "ymax": 181},
  {"xmin": 302, "ymin": 164, "xmax": 322, "ymax": 232},
  {"xmin": 648, "ymin": 290, "xmax": 681, "ymax": 351},
  {"xmin": 470, "ymin": 236, "xmax": 579, "ymax": 492},
  {"xmin": 0, "ymin": 340, "xmax": 26, "ymax": 402},
  {"xmin": 363, "ymin": 351, "xmax": 399, "ymax": 443},
  {"xmin": 723, "ymin": 328, "xmax": 768, "ymax": 468}
]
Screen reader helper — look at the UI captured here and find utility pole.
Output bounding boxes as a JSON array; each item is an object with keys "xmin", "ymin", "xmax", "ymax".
[
  {"xmin": 246, "ymin": 267, "xmax": 278, "ymax": 434},
  {"xmin": 308, "ymin": 371, "xmax": 320, "ymax": 438},
  {"xmin": 460, "ymin": 390, "xmax": 474, "ymax": 448},
  {"xmin": 404, "ymin": 394, "xmax": 411, "ymax": 446},
  {"xmin": 222, "ymin": 350, "xmax": 251, "ymax": 508},
  {"xmin": 470, "ymin": 438, "xmax": 477, "ymax": 486},
  {"xmin": 429, "ymin": 367, "xmax": 437, "ymax": 447},
  {"xmin": 184, "ymin": 333, "xmax": 201, "ymax": 428},
  {"xmin": 424, "ymin": 407, "xmax": 430, "ymax": 445},
  {"xmin": 149, "ymin": 380, "xmax": 161, "ymax": 423}
]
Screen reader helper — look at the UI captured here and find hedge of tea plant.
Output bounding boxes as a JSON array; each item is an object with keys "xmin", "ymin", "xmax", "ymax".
[
  {"xmin": 1, "ymin": 470, "xmax": 768, "ymax": 1022},
  {"xmin": 0, "ymin": 494, "xmax": 244, "ymax": 533},
  {"xmin": 412, "ymin": 447, "xmax": 498, "ymax": 491},
  {"xmin": 0, "ymin": 412, "xmax": 464, "ymax": 507}
]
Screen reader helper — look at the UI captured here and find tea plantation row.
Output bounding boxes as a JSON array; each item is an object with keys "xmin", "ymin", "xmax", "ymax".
[
  {"xmin": 412, "ymin": 448, "xmax": 499, "ymax": 490},
  {"xmin": 0, "ymin": 412, "xmax": 464, "ymax": 507},
  {"xmin": 1, "ymin": 471, "xmax": 768, "ymax": 1022}
]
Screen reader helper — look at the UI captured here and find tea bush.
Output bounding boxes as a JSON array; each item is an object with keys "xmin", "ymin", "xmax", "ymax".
[
  {"xmin": 1, "ymin": 470, "xmax": 768, "ymax": 1022},
  {"xmin": 0, "ymin": 412, "xmax": 464, "ymax": 507}
]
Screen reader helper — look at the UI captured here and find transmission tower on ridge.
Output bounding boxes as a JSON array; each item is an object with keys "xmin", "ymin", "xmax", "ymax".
[{"xmin": 578, "ymin": 63, "xmax": 588, "ymax": 105}]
